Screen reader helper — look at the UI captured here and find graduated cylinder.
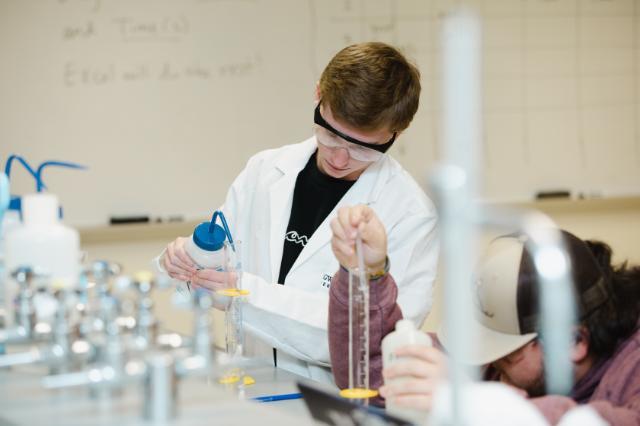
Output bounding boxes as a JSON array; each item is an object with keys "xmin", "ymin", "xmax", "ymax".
[{"xmin": 339, "ymin": 264, "xmax": 378, "ymax": 403}]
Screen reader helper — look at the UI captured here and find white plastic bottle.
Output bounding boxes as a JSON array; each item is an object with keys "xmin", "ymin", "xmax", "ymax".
[
  {"xmin": 184, "ymin": 219, "xmax": 228, "ymax": 271},
  {"xmin": 172, "ymin": 210, "xmax": 234, "ymax": 307},
  {"xmin": 0, "ymin": 173, "xmax": 19, "ymax": 298},
  {"xmin": 0, "ymin": 172, "xmax": 9, "ymax": 353},
  {"xmin": 382, "ymin": 319, "xmax": 433, "ymax": 424},
  {"xmin": 4, "ymin": 193, "xmax": 80, "ymax": 324}
]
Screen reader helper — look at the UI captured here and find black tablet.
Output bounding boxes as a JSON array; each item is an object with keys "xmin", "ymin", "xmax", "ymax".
[{"xmin": 297, "ymin": 381, "xmax": 414, "ymax": 426}]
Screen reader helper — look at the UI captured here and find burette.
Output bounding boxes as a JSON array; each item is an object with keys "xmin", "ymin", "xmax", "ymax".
[{"xmin": 339, "ymin": 232, "xmax": 378, "ymax": 403}]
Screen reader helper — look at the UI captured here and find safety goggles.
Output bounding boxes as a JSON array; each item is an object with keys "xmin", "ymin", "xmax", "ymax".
[{"xmin": 314, "ymin": 103, "xmax": 396, "ymax": 162}]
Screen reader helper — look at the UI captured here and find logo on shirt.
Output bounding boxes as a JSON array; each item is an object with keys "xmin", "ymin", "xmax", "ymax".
[
  {"xmin": 321, "ymin": 273, "xmax": 332, "ymax": 288},
  {"xmin": 285, "ymin": 230, "xmax": 308, "ymax": 247}
]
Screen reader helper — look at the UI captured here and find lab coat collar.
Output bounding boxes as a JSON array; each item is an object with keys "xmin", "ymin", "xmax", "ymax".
[
  {"xmin": 274, "ymin": 137, "xmax": 318, "ymax": 175},
  {"xmin": 269, "ymin": 138, "xmax": 318, "ymax": 282},
  {"xmin": 285, "ymin": 139, "xmax": 396, "ymax": 278}
]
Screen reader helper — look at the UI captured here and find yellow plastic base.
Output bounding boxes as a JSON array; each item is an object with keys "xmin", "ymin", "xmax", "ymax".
[
  {"xmin": 339, "ymin": 388, "xmax": 379, "ymax": 399},
  {"xmin": 218, "ymin": 374, "xmax": 240, "ymax": 385},
  {"xmin": 218, "ymin": 374, "xmax": 255, "ymax": 386},
  {"xmin": 216, "ymin": 288, "xmax": 250, "ymax": 297}
]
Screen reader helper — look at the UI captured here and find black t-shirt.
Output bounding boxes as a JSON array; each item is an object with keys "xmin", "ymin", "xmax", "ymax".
[{"xmin": 277, "ymin": 151, "xmax": 356, "ymax": 284}]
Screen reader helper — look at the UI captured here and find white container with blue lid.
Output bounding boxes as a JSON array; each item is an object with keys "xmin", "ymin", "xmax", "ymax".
[{"xmin": 185, "ymin": 210, "xmax": 234, "ymax": 271}]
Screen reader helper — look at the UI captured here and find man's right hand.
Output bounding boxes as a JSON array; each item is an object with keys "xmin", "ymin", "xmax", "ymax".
[
  {"xmin": 330, "ymin": 205, "xmax": 387, "ymax": 271},
  {"xmin": 161, "ymin": 237, "xmax": 198, "ymax": 282}
]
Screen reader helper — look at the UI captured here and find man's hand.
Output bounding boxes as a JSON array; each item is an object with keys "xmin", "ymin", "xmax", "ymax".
[
  {"xmin": 190, "ymin": 269, "xmax": 238, "ymax": 292},
  {"xmin": 379, "ymin": 345, "xmax": 448, "ymax": 411},
  {"xmin": 161, "ymin": 237, "xmax": 197, "ymax": 282},
  {"xmin": 330, "ymin": 205, "xmax": 387, "ymax": 271}
]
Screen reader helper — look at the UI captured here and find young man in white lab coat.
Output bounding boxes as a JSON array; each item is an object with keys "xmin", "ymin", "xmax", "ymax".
[{"xmin": 158, "ymin": 42, "xmax": 438, "ymax": 383}]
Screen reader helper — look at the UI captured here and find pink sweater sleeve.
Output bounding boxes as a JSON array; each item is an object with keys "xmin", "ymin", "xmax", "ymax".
[
  {"xmin": 530, "ymin": 329, "xmax": 640, "ymax": 426},
  {"xmin": 328, "ymin": 268, "xmax": 403, "ymax": 398},
  {"xmin": 587, "ymin": 399, "xmax": 640, "ymax": 426}
]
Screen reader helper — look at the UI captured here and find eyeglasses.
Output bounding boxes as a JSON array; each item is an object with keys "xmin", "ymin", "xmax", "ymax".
[
  {"xmin": 313, "ymin": 103, "xmax": 396, "ymax": 162},
  {"xmin": 315, "ymin": 127, "xmax": 386, "ymax": 162}
]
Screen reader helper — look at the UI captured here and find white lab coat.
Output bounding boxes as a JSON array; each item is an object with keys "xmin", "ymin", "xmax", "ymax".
[{"xmin": 217, "ymin": 137, "xmax": 439, "ymax": 382}]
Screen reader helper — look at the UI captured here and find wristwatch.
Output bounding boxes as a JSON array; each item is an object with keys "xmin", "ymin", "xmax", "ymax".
[{"xmin": 369, "ymin": 256, "xmax": 390, "ymax": 280}]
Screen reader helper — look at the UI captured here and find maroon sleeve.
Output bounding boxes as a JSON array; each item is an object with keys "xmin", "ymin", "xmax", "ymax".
[
  {"xmin": 530, "ymin": 395, "xmax": 640, "ymax": 426},
  {"xmin": 584, "ymin": 337, "xmax": 640, "ymax": 426},
  {"xmin": 530, "ymin": 356, "xmax": 640, "ymax": 426},
  {"xmin": 328, "ymin": 268, "xmax": 403, "ymax": 395},
  {"xmin": 586, "ymin": 399, "xmax": 640, "ymax": 426}
]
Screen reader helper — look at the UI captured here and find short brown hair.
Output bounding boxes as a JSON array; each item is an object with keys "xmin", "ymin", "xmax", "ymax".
[{"xmin": 318, "ymin": 42, "xmax": 421, "ymax": 133}]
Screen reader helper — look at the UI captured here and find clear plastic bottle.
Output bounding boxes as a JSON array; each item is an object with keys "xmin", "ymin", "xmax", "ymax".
[
  {"xmin": 382, "ymin": 319, "xmax": 432, "ymax": 423},
  {"xmin": 4, "ymin": 193, "xmax": 80, "ymax": 324}
]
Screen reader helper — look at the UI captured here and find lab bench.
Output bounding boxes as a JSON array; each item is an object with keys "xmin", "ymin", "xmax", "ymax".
[{"xmin": 0, "ymin": 357, "xmax": 314, "ymax": 425}]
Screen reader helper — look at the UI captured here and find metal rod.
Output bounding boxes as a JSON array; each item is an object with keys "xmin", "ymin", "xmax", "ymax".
[{"xmin": 438, "ymin": 9, "xmax": 482, "ymax": 426}]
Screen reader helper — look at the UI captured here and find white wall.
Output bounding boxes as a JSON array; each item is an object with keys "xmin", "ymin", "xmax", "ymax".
[{"xmin": 2, "ymin": 0, "xmax": 639, "ymax": 227}]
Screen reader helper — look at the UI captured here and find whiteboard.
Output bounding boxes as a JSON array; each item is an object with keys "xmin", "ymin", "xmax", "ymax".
[{"xmin": 1, "ymin": 0, "xmax": 639, "ymax": 227}]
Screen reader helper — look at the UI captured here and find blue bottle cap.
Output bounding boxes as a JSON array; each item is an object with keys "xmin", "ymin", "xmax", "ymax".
[{"xmin": 193, "ymin": 221, "xmax": 226, "ymax": 251}]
